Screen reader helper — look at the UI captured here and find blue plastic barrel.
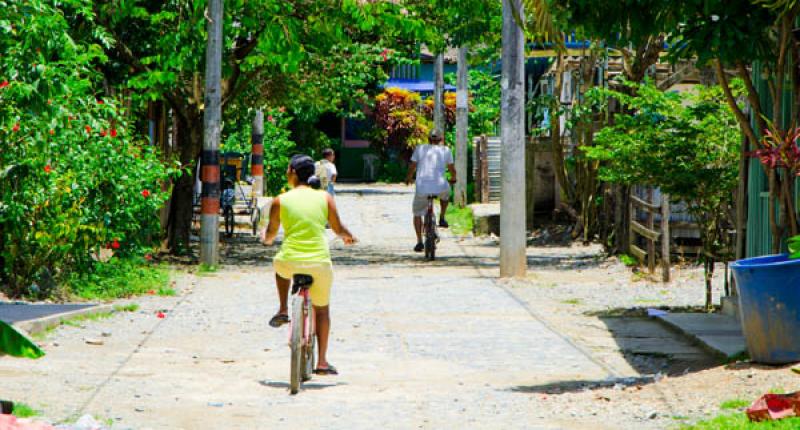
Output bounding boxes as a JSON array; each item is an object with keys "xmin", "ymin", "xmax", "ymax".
[{"xmin": 730, "ymin": 254, "xmax": 800, "ymax": 364}]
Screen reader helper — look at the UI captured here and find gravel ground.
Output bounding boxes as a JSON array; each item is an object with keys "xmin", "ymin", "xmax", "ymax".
[{"xmin": 3, "ymin": 183, "xmax": 794, "ymax": 429}]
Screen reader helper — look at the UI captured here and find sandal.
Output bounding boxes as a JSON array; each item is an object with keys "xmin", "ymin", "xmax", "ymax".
[
  {"xmin": 268, "ymin": 313, "xmax": 289, "ymax": 328},
  {"xmin": 313, "ymin": 365, "xmax": 338, "ymax": 375}
]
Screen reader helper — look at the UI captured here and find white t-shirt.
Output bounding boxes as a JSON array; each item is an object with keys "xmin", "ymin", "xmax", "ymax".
[{"xmin": 411, "ymin": 144, "xmax": 453, "ymax": 195}]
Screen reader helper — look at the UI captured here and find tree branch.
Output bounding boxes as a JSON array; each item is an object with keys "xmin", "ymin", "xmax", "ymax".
[{"xmin": 716, "ymin": 59, "xmax": 758, "ymax": 147}]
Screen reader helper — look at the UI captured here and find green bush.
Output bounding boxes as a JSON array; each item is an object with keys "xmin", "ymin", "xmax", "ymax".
[
  {"xmin": 0, "ymin": 0, "xmax": 177, "ymax": 298},
  {"xmin": 67, "ymin": 257, "xmax": 169, "ymax": 301}
]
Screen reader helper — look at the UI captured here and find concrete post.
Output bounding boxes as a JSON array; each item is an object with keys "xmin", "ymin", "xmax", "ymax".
[
  {"xmin": 200, "ymin": 0, "xmax": 223, "ymax": 266},
  {"xmin": 251, "ymin": 110, "xmax": 264, "ymax": 197},
  {"xmin": 500, "ymin": 0, "xmax": 526, "ymax": 278},
  {"xmin": 434, "ymin": 53, "xmax": 445, "ymax": 134},
  {"xmin": 455, "ymin": 46, "xmax": 469, "ymax": 207}
]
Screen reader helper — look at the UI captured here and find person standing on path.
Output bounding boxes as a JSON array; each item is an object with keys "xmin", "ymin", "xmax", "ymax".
[
  {"xmin": 315, "ymin": 148, "xmax": 338, "ymax": 196},
  {"xmin": 261, "ymin": 154, "xmax": 356, "ymax": 375},
  {"xmin": 406, "ymin": 129, "xmax": 456, "ymax": 252}
]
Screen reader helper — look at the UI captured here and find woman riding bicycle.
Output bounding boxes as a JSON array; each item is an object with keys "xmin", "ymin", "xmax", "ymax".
[{"xmin": 261, "ymin": 154, "xmax": 356, "ymax": 376}]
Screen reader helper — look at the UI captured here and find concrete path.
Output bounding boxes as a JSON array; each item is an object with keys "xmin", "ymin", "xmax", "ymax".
[{"xmin": 2, "ymin": 184, "xmax": 616, "ymax": 429}]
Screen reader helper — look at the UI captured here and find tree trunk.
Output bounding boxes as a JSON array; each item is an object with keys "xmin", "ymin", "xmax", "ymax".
[{"xmin": 167, "ymin": 113, "xmax": 203, "ymax": 254}]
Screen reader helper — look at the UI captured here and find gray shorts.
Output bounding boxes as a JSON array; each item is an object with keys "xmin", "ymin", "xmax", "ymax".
[{"xmin": 412, "ymin": 190, "xmax": 449, "ymax": 216}]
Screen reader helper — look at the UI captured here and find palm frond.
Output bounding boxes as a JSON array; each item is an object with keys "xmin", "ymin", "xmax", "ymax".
[{"xmin": 520, "ymin": 0, "xmax": 565, "ymax": 49}]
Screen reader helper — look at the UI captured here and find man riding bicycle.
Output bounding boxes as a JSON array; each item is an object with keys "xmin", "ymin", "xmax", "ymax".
[
  {"xmin": 261, "ymin": 154, "xmax": 356, "ymax": 376},
  {"xmin": 405, "ymin": 129, "xmax": 456, "ymax": 253}
]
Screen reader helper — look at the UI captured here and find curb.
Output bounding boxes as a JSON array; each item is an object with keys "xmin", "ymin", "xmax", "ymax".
[
  {"xmin": 652, "ymin": 314, "xmax": 746, "ymax": 361},
  {"xmin": 13, "ymin": 304, "xmax": 114, "ymax": 335}
]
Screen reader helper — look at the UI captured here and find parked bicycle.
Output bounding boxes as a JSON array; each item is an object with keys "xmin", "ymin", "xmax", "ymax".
[{"xmin": 288, "ymin": 273, "xmax": 316, "ymax": 395}]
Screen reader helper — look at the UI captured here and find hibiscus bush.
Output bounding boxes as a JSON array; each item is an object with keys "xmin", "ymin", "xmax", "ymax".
[{"xmin": 0, "ymin": 0, "xmax": 177, "ymax": 298}]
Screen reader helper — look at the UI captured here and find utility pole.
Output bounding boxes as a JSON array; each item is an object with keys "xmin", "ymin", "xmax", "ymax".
[
  {"xmin": 455, "ymin": 46, "xmax": 469, "ymax": 207},
  {"xmin": 433, "ymin": 52, "xmax": 445, "ymax": 134},
  {"xmin": 500, "ymin": 0, "xmax": 526, "ymax": 278},
  {"xmin": 200, "ymin": 0, "xmax": 223, "ymax": 266},
  {"xmin": 251, "ymin": 110, "xmax": 264, "ymax": 197}
]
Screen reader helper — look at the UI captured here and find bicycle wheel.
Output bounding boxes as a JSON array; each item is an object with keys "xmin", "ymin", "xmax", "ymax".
[
  {"xmin": 289, "ymin": 295, "xmax": 304, "ymax": 395},
  {"xmin": 224, "ymin": 207, "xmax": 234, "ymax": 236},
  {"xmin": 251, "ymin": 208, "xmax": 260, "ymax": 236},
  {"xmin": 302, "ymin": 300, "xmax": 316, "ymax": 382},
  {"xmin": 424, "ymin": 211, "xmax": 436, "ymax": 260}
]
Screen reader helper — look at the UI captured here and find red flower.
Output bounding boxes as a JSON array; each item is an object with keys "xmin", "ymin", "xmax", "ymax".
[
  {"xmin": 43, "ymin": 165, "xmax": 52, "ymax": 173},
  {"xmin": 110, "ymin": 128, "xmax": 117, "ymax": 138},
  {"xmin": 0, "ymin": 80, "xmax": 8, "ymax": 89},
  {"xmin": 11, "ymin": 123, "xmax": 19, "ymax": 132},
  {"xmin": 156, "ymin": 311, "xmax": 166, "ymax": 319},
  {"xmin": 268, "ymin": 115, "xmax": 275, "ymax": 123},
  {"xmin": 100, "ymin": 130, "xmax": 107, "ymax": 137},
  {"xmin": 97, "ymin": 99, "xmax": 104, "ymax": 104},
  {"xmin": 147, "ymin": 289, "xmax": 155, "ymax": 295},
  {"xmin": 141, "ymin": 189, "xmax": 150, "ymax": 197},
  {"xmin": 144, "ymin": 254, "xmax": 153, "ymax": 261},
  {"xmin": 111, "ymin": 239, "xmax": 120, "ymax": 249},
  {"xmin": 49, "ymin": 129, "xmax": 55, "ymax": 135},
  {"xmin": 85, "ymin": 125, "xmax": 92, "ymax": 133},
  {"xmin": 278, "ymin": 106, "xmax": 286, "ymax": 113}
]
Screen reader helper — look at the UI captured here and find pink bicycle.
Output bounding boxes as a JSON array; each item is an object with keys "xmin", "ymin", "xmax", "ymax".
[{"xmin": 288, "ymin": 274, "xmax": 315, "ymax": 395}]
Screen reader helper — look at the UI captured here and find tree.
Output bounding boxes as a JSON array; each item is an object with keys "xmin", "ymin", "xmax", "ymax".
[
  {"xmin": 585, "ymin": 80, "xmax": 742, "ymax": 308},
  {"xmin": 0, "ymin": 0, "xmax": 175, "ymax": 296},
  {"xmin": 670, "ymin": 0, "xmax": 795, "ymax": 253},
  {"xmin": 90, "ymin": 0, "xmax": 422, "ymax": 253}
]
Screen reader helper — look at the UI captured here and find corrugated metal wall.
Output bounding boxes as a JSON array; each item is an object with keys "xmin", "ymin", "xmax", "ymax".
[{"xmin": 746, "ymin": 60, "xmax": 794, "ymax": 257}]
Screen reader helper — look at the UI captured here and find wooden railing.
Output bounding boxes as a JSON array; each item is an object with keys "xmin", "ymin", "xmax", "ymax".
[{"xmin": 629, "ymin": 188, "xmax": 671, "ymax": 282}]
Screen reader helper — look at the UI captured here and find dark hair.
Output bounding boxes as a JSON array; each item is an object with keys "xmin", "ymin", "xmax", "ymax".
[
  {"xmin": 322, "ymin": 148, "xmax": 335, "ymax": 158},
  {"xmin": 290, "ymin": 154, "xmax": 316, "ymax": 185}
]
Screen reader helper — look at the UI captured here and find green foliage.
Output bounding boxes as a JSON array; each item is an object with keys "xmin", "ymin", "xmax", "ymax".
[
  {"xmin": 680, "ymin": 414, "xmax": 800, "ymax": 429},
  {"xmin": 788, "ymin": 235, "xmax": 800, "ymax": 259},
  {"xmin": 585, "ymin": 80, "xmax": 742, "ymax": 260},
  {"xmin": 619, "ymin": 254, "xmax": 639, "ymax": 267},
  {"xmin": 445, "ymin": 205, "xmax": 474, "ymax": 236},
  {"xmin": 669, "ymin": 1, "xmax": 774, "ymax": 66},
  {"xmin": 221, "ymin": 107, "xmax": 295, "ymax": 196},
  {"xmin": 66, "ymin": 257, "xmax": 169, "ymax": 300},
  {"xmin": 11, "ymin": 403, "xmax": 40, "ymax": 418},
  {"xmin": 720, "ymin": 399, "xmax": 751, "ymax": 410},
  {"xmin": 585, "ymin": 80, "xmax": 741, "ymax": 201},
  {"xmin": 113, "ymin": 303, "xmax": 140, "ymax": 313},
  {"xmin": 0, "ymin": 0, "xmax": 178, "ymax": 297}
]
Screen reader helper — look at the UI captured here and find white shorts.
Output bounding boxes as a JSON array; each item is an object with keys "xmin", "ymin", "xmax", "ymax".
[{"xmin": 413, "ymin": 189, "xmax": 450, "ymax": 216}]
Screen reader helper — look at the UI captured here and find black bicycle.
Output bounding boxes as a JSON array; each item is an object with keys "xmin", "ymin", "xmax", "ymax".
[{"xmin": 423, "ymin": 195, "xmax": 439, "ymax": 260}]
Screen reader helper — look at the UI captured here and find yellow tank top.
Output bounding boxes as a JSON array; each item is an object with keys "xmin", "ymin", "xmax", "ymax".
[{"xmin": 274, "ymin": 187, "xmax": 331, "ymax": 263}]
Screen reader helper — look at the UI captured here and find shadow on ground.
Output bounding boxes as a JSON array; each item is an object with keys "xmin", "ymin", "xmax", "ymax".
[
  {"xmin": 258, "ymin": 380, "xmax": 348, "ymax": 391},
  {"xmin": 505, "ymin": 313, "xmax": 721, "ymax": 395}
]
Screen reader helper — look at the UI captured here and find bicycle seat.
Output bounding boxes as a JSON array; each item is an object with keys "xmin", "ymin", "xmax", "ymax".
[{"xmin": 291, "ymin": 274, "xmax": 314, "ymax": 294}]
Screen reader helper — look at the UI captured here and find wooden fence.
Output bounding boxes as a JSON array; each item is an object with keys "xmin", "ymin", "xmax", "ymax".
[{"xmin": 629, "ymin": 187, "xmax": 671, "ymax": 282}]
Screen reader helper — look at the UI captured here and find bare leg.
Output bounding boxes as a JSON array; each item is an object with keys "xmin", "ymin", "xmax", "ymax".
[
  {"xmin": 275, "ymin": 273, "xmax": 290, "ymax": 315},
  {"xmin": 439, "ymin": 199, "xmax": 449, "ymax": 221},
  {"xmin": 413, "ymin": 216, "xmax": 423, "ymax": 243},
  {"xmin": 314, "ymin": 305, "xmax": 331, "ymax": 368}
]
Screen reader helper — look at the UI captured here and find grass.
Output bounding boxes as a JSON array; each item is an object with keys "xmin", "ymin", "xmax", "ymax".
[
  {"xmin": 620, "ymin": 254, "xmax": 639, "ymax": 267},
  {"xmin": 198, "ymin": 263, "xmax": 218, "ymax": 274},
  {"xmin": 113, "ymin": 303, "xmax": 140, "ymax": 313},
  {"xmin": 68, "ymin": 258, "xmax": 169, "ymax": 300},
  {"xmin": 32, "ymin": 303, "xmax": 139, "ymax": 340},
  {"xmin": 12, "ymin": 403, "xmax": 41, "ymax": 418},
  {"xmin": 680, "ymin": 414, "xmax": 800, "ymax": 429},
  {"xmin": 720, "ymin": 399, "xmax": 751, "ymax": 410},
  {"xmin": 157, "ymin": 286, "xmax": 176, "ymax": 296},
  {"xmin": 561, "ymin": 298, "xmax": 583, "ymax": 305},
  {"xmin": 61, "ymin": 311, "xmax": 114, "ymax": 327},
  {"xmin": 445, "ymin": 205, "xmax": 474, "ymax": 236}
]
